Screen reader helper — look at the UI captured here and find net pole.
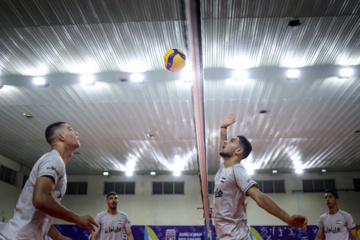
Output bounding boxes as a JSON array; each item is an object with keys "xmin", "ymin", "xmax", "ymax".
[{"xmin": 183, "ymin": 0, "xmax": 210, "ymax": 233}]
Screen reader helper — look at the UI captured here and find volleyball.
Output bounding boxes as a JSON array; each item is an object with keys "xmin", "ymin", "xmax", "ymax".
[{"xmin": 164, "ymin": 49, "xmax": 186, "ymax": 72}]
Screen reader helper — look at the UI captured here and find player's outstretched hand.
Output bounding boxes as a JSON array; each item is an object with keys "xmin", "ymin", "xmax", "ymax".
[
  {"xmin": 76, "ymin": 214, "xmax": 99, "ymax": 233},
  {"xmin": 286, "ymin": 214, "xmax": 307, "ymax": 232},
  {"xmin": 221, "ymin": 112, "xmax": 236, "ymax": 128}
]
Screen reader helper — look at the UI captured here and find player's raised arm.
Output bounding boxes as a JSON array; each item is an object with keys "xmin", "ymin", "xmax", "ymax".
[{"xmin": 219, "ymin": 113, "xmax": 237, "ymax": 152}]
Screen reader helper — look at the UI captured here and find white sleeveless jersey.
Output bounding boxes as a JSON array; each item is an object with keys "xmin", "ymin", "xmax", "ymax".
[
  {"xmin": 94, "ymin": 210, "xmax": 132, "ymax": 240},
  {"xmin": 317, "ymin": 210, "xmax": 356, "ymax": 240},
  {"xmin": 0, "ymin": 150, "xmax": 67, "ymax": 240},
  {"xmin": 213, "ymin": 161, "xmax": 258, "ymax": 240}
]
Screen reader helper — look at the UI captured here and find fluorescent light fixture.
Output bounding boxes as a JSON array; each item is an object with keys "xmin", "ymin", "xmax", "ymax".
[
  {"xmin": 233, "ymin": 69, "xmax": 248, "ymax": 80},
  {"xmin": 181, "ymin": 71, "xmax": 193, "ymax": 83},
  {"xmin": 130, "ymin": 73, "xmax": 144, "ymax": 83},
  {"xmin": 286, "ymin": 69, "xmax": 300, "ymax": 80},
  {"xmin": 295, "ymin": 168, "xmax": 303, "ymax": 174},
  {"xmin": 80, "ymin": 75, "xmax": 95, "ymax": 85},
  {"xmin": 33, "ymin": 77, "xmax": 49, "ymax": 87},
  {"xmin": 272, "ymin": 169, "xmax": 278, "ymax": 174},
  {"xmin": 338, "ymin": 67, "xmax": 354, "ymax": 78},
  {"xmin": 146, "ymin": 133, "xmax": 154, "ymax": 138},
  {"xmin": 247, "ymin": 169, "xmax": 254, "ymax": 175},
  {"xmin": 126, "ymin": 170, "xmax": 133, "ymax": 176},
  {"xmin": 321, "ymin": 169, "xmax": 327, "ymax": 173},
  {"xmin": 173, "ymin": 170, "xmax": 181, "ymax": 176},
  {"xmin": 103, "ymin": 171, "xmax": 109, "ymax": 176},
  {"xmin": 150, "ymin": 171, "xmax": 156, "ymax": 176}
]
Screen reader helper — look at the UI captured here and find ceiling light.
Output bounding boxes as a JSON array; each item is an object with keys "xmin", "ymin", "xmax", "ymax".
[
  {"xmin": 272, "ymin": 169, "xmax": 278, "ymax": 174},
  {"xmin": 321, "ymin": 169, "xmax": 327, "ymax": 173},
  {"xmin": 103, "ymin": 171, "xmax": 109, "ymax": 176},
  {"xmin": 126, "ymin": 170, "xmax": 133, "ymax": 176},
  {"xmin": 146, "ymin": 133, "xmax": 154, "ymax": 138},
  {"xmin": 338, "ymin": 67, "xmax": 354, "ymax": 78},
  {"xmin": 173, "ymin": 170, "xmax": 181, "ymax": 176},
  {"xmin": 286, "ymin": 69, "xmax": 300, "ymax": 80},
  {"xmin": 33, "ymin": 77, "xmax": 49, "ymax": 87},
  {"xmin": 150, "ymin": 171, "xmax": 156, "ymax": 176},
  {"xmin": 181, "ymin": 71, "xmax": 193, "ymax": 83},
  {"xmin": 295, "ymin": 168, "xmax": 303, "ymax": 174},
  {"xmin": 130, "ymin": 73, "xmax": 144, "ymax": 83},
  {"xmin": 247, "ymin": 169, "xmax": 254, "ymax": 175},
  {"xmin": 23, "ymin": 113, "xmax": 33, "ymax": 119},
  {"xmin": 80, "ymin": 75, "xmax": 95, "ymax": 85},
  {"xmin": 232, "ymin": 69, "xmax": 248, "ymax": 81}
]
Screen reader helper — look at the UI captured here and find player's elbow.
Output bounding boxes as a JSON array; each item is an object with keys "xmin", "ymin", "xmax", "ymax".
[{"xmin": 32, "ymin": 194, "xmax": 47, "ymax": 210}]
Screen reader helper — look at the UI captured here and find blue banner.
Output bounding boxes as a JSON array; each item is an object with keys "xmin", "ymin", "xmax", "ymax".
[{"xmin": 50, "ymin": 224, "xmax": 326, "ymax": 240}]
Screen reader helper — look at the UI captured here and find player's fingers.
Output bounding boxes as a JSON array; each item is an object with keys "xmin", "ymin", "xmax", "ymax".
[{"xmin": 90, "ymin": 218, "xmax": 98, "ymax": 227}]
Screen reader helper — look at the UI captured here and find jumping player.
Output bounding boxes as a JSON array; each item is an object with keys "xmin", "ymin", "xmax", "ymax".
[{"xmin": 213, "ymin": 113, "xmax": 307, "ymax": 239}]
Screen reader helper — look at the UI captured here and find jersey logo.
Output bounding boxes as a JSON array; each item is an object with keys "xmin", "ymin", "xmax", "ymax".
[
  {"xmin": 325, "ymin": 227, "xmax": 341, "ymax": 234},
  {"xmin": 335, "ymin": 220, "xmax": 342, "ymax": 224},
  {"xmin": 46, "ymin": 166, "xmax": 59, "ymax": 175},
  {"xmin": 118, "ymin": 220, "xmax": 123, "ymax": 224},
  {"xmin": 105, "ymin": 227, "xmax": 122, "ymax": 234},
  {"xmin": 220, "ymin": 177, "xmax": 226, "ymax": 183},
  {"xmin": 214, "ymin": 188, "xmax": 223, "ymax": 198}
]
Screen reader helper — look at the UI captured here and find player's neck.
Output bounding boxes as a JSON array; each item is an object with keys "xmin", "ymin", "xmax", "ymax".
[
  {"xmin": 107, "ymin": 208, "xmax": 118, "ymax": 215},
  {"xmin": 328, "ymin": 206, "xmax": 339, "ymax": 215},
  {"xmin": 223, "ymin": 156, "xmax": 241, "ymax": 168},
  {"xmin": 51, "ymin": 145, "xmax": 75, "ymax": 164}
]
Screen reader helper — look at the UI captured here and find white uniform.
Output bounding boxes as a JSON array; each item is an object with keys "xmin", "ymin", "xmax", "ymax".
[
  {"xmin": 317, "ymin": 210, "xmax": 356, "ymax": 240},
  {"xmin": 213, "ymin": 161, "xmax": 258, "ymax": 240},
  {"xmin": 94, "ymin": 210, "xmax": 132, "ymax": 240},
  {"xmin": 0, "ymin": 150, "xmax": 67, "ymax": 240}
]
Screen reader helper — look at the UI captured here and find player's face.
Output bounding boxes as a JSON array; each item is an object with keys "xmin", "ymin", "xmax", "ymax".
[
  {"xmin": 62, "ymin": 124, "xmax": 80, "ymax": 148},
  {"xmin": 107, "ymin": 195, "xmax": 118, "ymax": 210},
  {"xmin": 219, "ymin": 137, "xmax": 242, "ymax": 158},
  {"xmin": 324, "ymin": 192, "xmax": 338, "ymax": 208}
]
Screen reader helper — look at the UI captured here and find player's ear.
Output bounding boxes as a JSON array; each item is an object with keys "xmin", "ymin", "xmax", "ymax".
[
  {"xmin": 234, "ymin": 147, "xmax": 243, "ymax": 157},
  {"xmin": 57, "ymin": 133, "xmax": 65, "ymax": 141}
]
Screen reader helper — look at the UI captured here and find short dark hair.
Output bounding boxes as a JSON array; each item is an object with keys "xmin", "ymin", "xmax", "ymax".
[
  {"xmin": 45, "ymin": 122, "xmax": 66, "ymax": 145},
  {"xmin": 106, "ymin": 192, "xmax": 117, "ymax": 198},
  {"xmin": 237, "ymin": 135, "xmax": 252, "ymax": 159},
  {"xmin": 325, "ymin": 189, "xmax": 338, "ymax": 199}
]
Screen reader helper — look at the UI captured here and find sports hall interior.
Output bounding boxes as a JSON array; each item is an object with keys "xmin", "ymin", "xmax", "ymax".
[{"xmin": 0, "ymin": 0, "xmax": 359, "ymax": 238}]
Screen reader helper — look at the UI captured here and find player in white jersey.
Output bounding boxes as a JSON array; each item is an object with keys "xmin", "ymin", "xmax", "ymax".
[
  {"xmin": 0, "ymin": 122, "xmax": 98, "ymax": 240},
  {"xmin": 214, "ymin": 113, "xmax": 307, "ymax": 240},
  {"xmin": 91, "ymin": 192, "xmax": 134, "ymax": 240},
  {"xmin": 315, "ymin": 189, "xmax": 359, "ymax": 240}
]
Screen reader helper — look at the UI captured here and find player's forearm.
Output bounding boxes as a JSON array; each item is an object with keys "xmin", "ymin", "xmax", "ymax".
[
  {"xmin": 90, "ymin": 231, "xmax": 98, "ymax": 240},
  {"xmin": 33, "ymin": 194, "xmax": 79, "ymax": 224},
  {"xmin": 127, "ymin": 234, "xmax": 134, "ymax": 240},
  {"xmin": 47, "ymin": 225, "xmax": 61, "ymax": 239},
  {"xmin": 47, "ymin": 225, "xmax": 70, "ymax": 240},
  {"xmin": 255, "ymin": 193, "xmax": 290, "ymax": 223},
  {"xmin": 219, "ymin": 127, "xmax": 227, "ymax": 151}
]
